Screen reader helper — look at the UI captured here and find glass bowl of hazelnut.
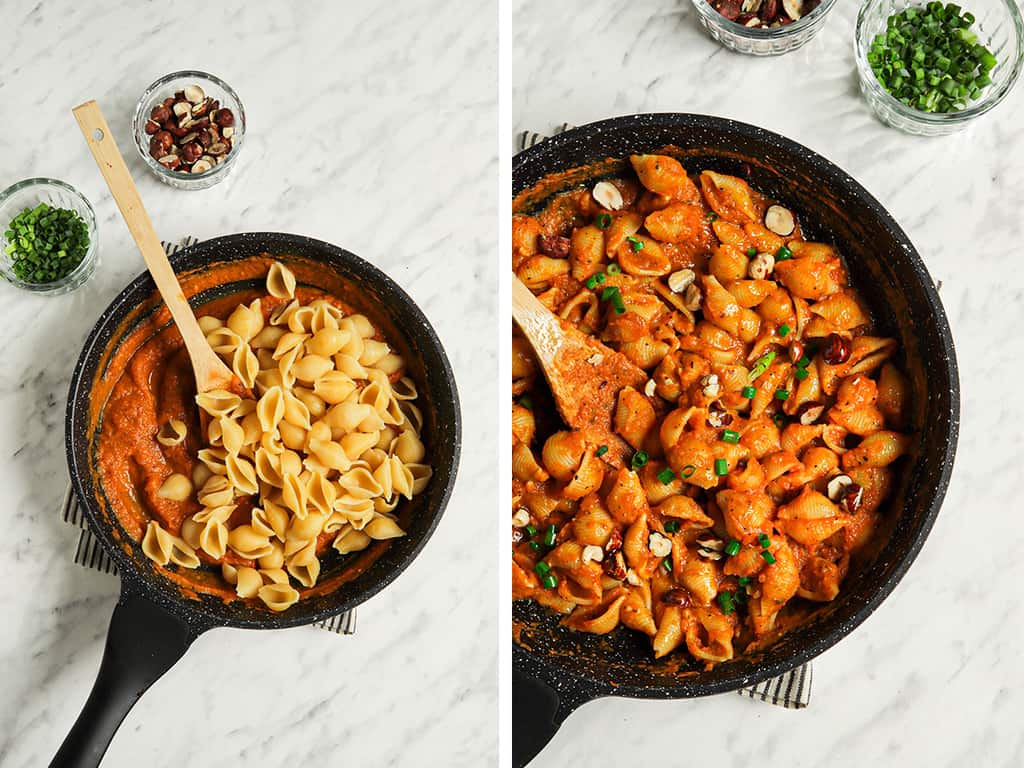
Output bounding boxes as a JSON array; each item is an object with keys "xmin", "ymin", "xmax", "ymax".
[{"xmin": 132, "ymin": 71, "xmax": 245, "ymax": 190}]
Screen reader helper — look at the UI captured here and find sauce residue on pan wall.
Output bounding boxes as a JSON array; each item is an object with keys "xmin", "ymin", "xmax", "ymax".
[{"xmin": 86, "ymin": 255, "xmax": 412, "ymax": 605}]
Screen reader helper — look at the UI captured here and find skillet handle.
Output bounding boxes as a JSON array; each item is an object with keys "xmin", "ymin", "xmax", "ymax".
[
  {"xmin": 513, "ymin": 668, "xmax": 580, "ymax": 768},
  {"xmin": 50, "ymin": 582, "xmax": 202, "ymax": 768}
]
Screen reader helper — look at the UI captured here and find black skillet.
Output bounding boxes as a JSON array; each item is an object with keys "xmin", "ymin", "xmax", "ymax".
[
  {"xmin": 511, "ymin": 114, "xmax": 959, "ymax": 767},
  {"xmin": 54, "ymin": 232, "xmax": 461, "ymax": 767}
]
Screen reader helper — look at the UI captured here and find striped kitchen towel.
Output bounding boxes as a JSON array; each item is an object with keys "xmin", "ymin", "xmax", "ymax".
[
  {"xmin": 59, "ymin": 237, "xmax": 355, "ymax": 637},
  {"xmin": 515, "ymin": 126, "xmax": 811, "ymax": 709}
]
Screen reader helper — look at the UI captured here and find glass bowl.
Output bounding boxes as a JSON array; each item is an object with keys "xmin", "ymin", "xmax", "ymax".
[
  {"xmin": 132, "ymin": 70, "xmax": 246, "ymax": 190},
  {"xmin": 856, "ymin": 0, "xmax": 1024, "ymax": 135},
  {"xmin": 0, "ymin": 178, "xmax": 98, "ymax": 295},
  {"xmin": 691, "ymin": 0, "xmax": 839, "ymax": 56}
]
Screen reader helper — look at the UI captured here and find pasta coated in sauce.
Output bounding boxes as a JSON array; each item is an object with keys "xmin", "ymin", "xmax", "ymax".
[{"xmin": 512, "ymin": 155, "xmax": 912, "ymax": 665}]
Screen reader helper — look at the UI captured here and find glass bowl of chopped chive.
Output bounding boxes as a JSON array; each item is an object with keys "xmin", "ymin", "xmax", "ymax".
[
  {"xmin": 0, "ymin": 178, "xmax": 97, "ymax": 294},
  {"xmin": 856, "ymin": 0, "xmax": 1024, "ymax": 135}
]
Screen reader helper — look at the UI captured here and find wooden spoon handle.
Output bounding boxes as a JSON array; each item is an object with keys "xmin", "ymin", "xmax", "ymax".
[
  {"xmin": 72, "ymin": 100, "xmax": 234, "ymax": 393},
  {"xmin": 511, "ymin": 274, "xmax": 563, "ymax": 371}
]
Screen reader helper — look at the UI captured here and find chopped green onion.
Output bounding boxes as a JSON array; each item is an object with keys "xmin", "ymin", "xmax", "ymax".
[
  {"xmin": 761, "ymin": 550, "xmax": 776, "ymax": 565},
  {"xmin": 519, "ymin": 395, "xmax": 533, "ymax": 409},
  {"xmin": 797, "ymin": 354, "xmax": 811, "ymax": 368},
  {"xmin": 596, "ymin": 445, "xmax": 609, "ymax": 457},
  {"xmin": 595, "ymin": 272, "xmax": 606, "ymax": 284},
  {"xmin": 544, "ymin": 525, "xmax": 557, "ymax": 547},
  {"xmin": 529, "ymin": 541, "xmax": 541, "ymax": 551},
  {"xmin": 541, "ymin": 573, "xmax": 558, "ymax": 589},
  {"xmin": 706, "ymin": 211, "xmax": 718, "ymax": 221},
  {"xmin": 714, "ymin": 458, "xmax": 728, "ymax": 477},
  {"xmin": 746, "ymin": 246, "xmax": 757, "ymax": 257},
  {"xmin": 601, "ymin": 286, "xmax": 617, "ymax": 301},
  {"xmin": 749, "ymin": 351, "xmax": 776, "ymax": 382},
  {"xmin": 758, "ymin": 533, "xmax": 771, "ymax": 548},
  {"xmin": 721, "ymin": 429, "xmax": 740, "ymax": 444},
  {"xmin": 657, "ymin": 467, "xmax": 676, "ymax": 485},
  {"xmin": 724, "ymin": 539, "xmax": 741, "ymax": 557},
  {"xmin": 774, "ymin": 388, "xmax": 790, "ymax": 401},
  {"xmin": 717, "ymin": 591, "xmax": 735, "ymax": 614},
  {"xmin": 681, "ymin": 464, "xmax": 696, "ymax": 479},
  {"xmin": 596, "ymin": 213, "xmax": 612, "ymax": 229},
  {"xmin": 741, "ymin": 385, "xmax": 757, "ymax": 399},
  {"xmin": 607, "ymin": 263, "xmax": 621, "ymax": 275},
  {"xmin": 772, "ymin": 413, "xmax": 787, "ymax": 429},
  {"xmin": 738, "ymin": 576, "xmax": 752, "ymax": 587},
  {"xmin": 525, "ymin": 524, "xmax": 537, "ymax": 537},
  {"xmin": 534, "ymin": 561, "xmax": 552, "ymax": 576},
  {"xmin": 795, "ymin": 367, "xmax": 810, "ymax": 381},
  {"xmin": 631, "ymin": 450, "xmax": 649, "ymax": 470},
  {"xmin": 2, "ymin": 202, "xmax": 90, "ymax": 284},
  {"xmin": 626, "ymin": 235, "xmax": 644, "ymax": 251},
  {"xmin": 586, "ymin": 275, "xmax": 599, "ymax": 290},
  {"xmin": 868, "ymin": 4, "xmax": 998, "ymax": 113},
  {"xmin": 664, "ymin": 520, "xmax": 680, "ymax": 534},
  {"xmin": 775, "ymin": 245, "xmax": 793, "ymax": 261},
  {"xmin": 778, "ymin": 324, "xmax": 791, "ymax": 338},
  {"xmin": 663, "ymin": 557, "xmax": 673, "ymax": 572}
]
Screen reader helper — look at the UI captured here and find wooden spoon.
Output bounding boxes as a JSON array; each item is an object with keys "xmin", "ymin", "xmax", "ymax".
[
  {"xmin": 512, "ymin": 275, "xmax": 647, "ymax": 466},
  {"xmin": 73, "ymin": 100, "xmax": 243, "ymax": 396}
]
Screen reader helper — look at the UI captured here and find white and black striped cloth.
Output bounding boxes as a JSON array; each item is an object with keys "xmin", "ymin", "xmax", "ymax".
[
  {"xmin": 515, "ymin": 127, "xmax": 811, "ymax": 709},
  {"xmin": 59, "ymin": 237, "xmax": 356, "ymax": 637}
]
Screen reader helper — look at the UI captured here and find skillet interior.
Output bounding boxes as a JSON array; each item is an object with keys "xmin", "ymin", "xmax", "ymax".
[
  {"xmin": 512, "ymin": 114, "xmax": 959, "ymax": 700},
  {"xmin": 66, "ymin": 232, "xmax": 461, "ymax": 629}
]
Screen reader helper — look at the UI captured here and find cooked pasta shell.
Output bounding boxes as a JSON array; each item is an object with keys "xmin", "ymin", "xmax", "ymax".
[
  {"xmin": 198, "ymin": 315, "xmax": 223, "ymax": 334},
  {"xmin": 266, "ymin": 261, "xmax": 297, "ymax": 299},
  {"xmin": 307, "ymin": 327, "xmax": 350, "ymax": 357},
  {"xmin": 365, "ymin": 515, "xmax": 406, "ymax": 540},
  {"xmin": 258, "ymin": 583, "xmax": 301, "ymax": 612},
  {"xmin": 199, "ymin": 519, "xmax": 229, "ymax": 559},
  {"xmin": 251, "ymin": 325, "xmax": 286, "ymax": 350},
  {"xmin": 225, "ymin": 454, "xmax": 259, "ymax": 496},
  {"xmin": 269, "ymin": 298, "xmax": 299, "ymax": 327},
  {"xmin": 340, "ymin": 431, "xmax": 378, "ymax": 462},
  {"xmin": 291, "ymin": 354, "xmax": 333, "ymax": 384},
  {"xmin": 374, "ymin": 353, "xmax": 404, "ymax": 377},
  {"xmin": 141, "ymin": 521, "xmax": 174, "ymax": 566},
  {"xmin": 313, "ymin": 371, "xmax": 357, "ymax": 405},
  {"xmin": 256, "ymin": 386, "xmax": 286, "ymax": 433},
  {"xmin": 261, "ymin": 429, "xmax": 285, "ymax": 456},
  {"xmin": 287, "ymin": 305, "xmax": 316, "ymax": 334},
  {"xmin": 279, "ymin": 420, "xmax": 307, "ymax": 451},
  {"xmin": 359, "ymin": 339, "xmax": 390, "ymax": 367},
  {"xmin": 197, "ymin": 447, "xmax": 229, "ymax": 475},
  {"xmin": 281, "ymin": 472, "xmax": 309, "ymax": 518},
  {"xmin": 258, "ymin": 538, "xmax": 285, "ymax": 570},
  {"xmin": 293, "ymin": 387, "xmax": 327, "ymax": 419},
  {"xmin": 287, "ymin": 546, "xmax": 321, "ymax": 588},
  {"xmin": 157, "ymin": 473, "xmax": 192, "ymax": 502},
  {"xmin": 227, "ymin": 299, "xmax": 264, "ymax": 342},
  {"xmin": 156, "ymin": 418, "xmax": 188, "ymax": 447},
  {"xmin": 254, "ymin": 447, "xmax": 284, "ymax": 487},
  {"xmin": 407, "ymin": 464, "xmax": 432, "ymax": 496},
  {"xmin": 180, "ymin": 516, "xmax": 202, "ymax": 550},
  {"xmin": 281, "ymin": 390, "xmax": 312, "ymax": 429},
  {"xmin": 235, "ymin": 566, "xmax": 263, "ymax": 598},
  {"xmin": 389, "ymin": 456, "xmax": 414, "ymax": 499},
  {"xmin": 219, "ymin": 416, "xmax": 246, "ymax": 456},
  {"xmin": 193, "ymin": 504, "xmax": 234, "ymax": 524},
  {"xmin": 333, "ymin": 525, "xmax": 372, "ymax": 554},
  {"xmin": 334, "ymin": 352, "xmax": 368, "ymax": 380},
  {"xmin": 337, "ymin": 467, "xmax": 383, "ymax": 500},
  {"xmin": 306, "ymin": 472, "xmax": 337, "ymax": 515},
  {"xmin": 308, "ymin": 438, "xmax": 351, "ymax": 471},
  {"xmin": 196, "ymin": 390, "xmax": 241, "ymax": 418},
  {"xmin": 391, "ymin": 376, "xmax": 417, "ymax": 402},
  {"xmin": 262, "ymin": 498, "xmax": 290, "ymax": 541},
  {"xmin": 310, "ymin": 303, "xmax": 340, "ymax": 334},
  {"xmin": 227, "ymin": 525, "xmax": 274, "ymax": 559},
  {"xmin": 206, "ymin": 327, "xmax": 243, "ymax": 356}
]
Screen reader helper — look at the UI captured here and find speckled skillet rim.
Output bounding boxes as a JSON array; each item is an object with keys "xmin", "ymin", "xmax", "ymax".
[
  {"xmin": 512, "ymin": 113, "xmax": 959, "ymax": 707},
  {"xmin": 65, "ymin": 232, "xmax": 461, "ymax": 632}
]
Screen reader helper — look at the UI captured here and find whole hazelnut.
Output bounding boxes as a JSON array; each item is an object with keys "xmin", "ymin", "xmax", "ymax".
[
  {"xmin": 150, "ymin": 104, "xmax": 171, "ymax": 123},
  {"xmin": 161, "ymin": 97, "xmax": 176, "ymax": 109},
  {"xmin": 152, "ymin": 130, "xmax": 173, "ymax": 151},
  {"xmin": 144, "ymin": 119, "xmax": 161, "ymax": 135},
  {"xmin": 214, "ymin": 108, "xmax": 234, "ymax": 128},
  {"xmin": 196, "ymin": 131, "xmax": 212, "ymax": 149},
  {"xmin": 168, "ymin": 123, "xmax": 189, "ymax": 139},
  {"xmin": 182, "ymin": 142, "xmax": 203, "ymax": 163}
]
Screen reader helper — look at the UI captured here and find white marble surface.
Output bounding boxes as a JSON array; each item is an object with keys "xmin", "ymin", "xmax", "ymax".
[
  {"xmin": 515, "ymin": 1, "xmax": 1024, "ymax": 766},
  {"xmin": 0, "ymin": 1, "xmax": 496, "ymax": 766}
]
